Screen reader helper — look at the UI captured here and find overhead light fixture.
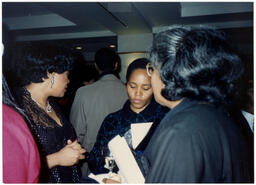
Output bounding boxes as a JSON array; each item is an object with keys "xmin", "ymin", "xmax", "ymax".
[
  {"xmin": 109, "ymin": 44, "xmax": 116, "ymax": 48},
  {"xmin": 75, "ymin": 46, "xmax": 83, "ymax": 50}
]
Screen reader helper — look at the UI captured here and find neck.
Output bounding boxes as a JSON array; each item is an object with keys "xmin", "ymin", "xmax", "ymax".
[
  {"xmin": 98, "ymin": 70, "xmax": 103, "ymax": 75},
  {"xmin": 166, "ymin": 98, "xmax": 183, "ymax": 109},
  {"xmin": 25, "ymin": 83, "xmax": 49, "ymax": 106}
]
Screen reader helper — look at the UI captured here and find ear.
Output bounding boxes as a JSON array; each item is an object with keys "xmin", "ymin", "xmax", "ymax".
[
  {"xmin": 114, "ymin": 62, "xmax": 118, "ymax": 71},
  {"xmin": 42, "ymin": 72, "xmax": 54, "ymax": 82},
  {"xmin": 95, "ymin": 63, "xmax": 99, "ymax": 71}
]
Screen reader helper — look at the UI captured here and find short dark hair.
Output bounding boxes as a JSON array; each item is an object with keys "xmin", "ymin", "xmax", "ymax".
[
  {"xmin": 150, "ymin": 26, "xmax": 243, "ymax": 106},
  {"xmin": 13, "ymin": 44, "xmax": 74, "ymax": 87},
  {"xmin": 126, "ymin": 58, "xmax": 150, "ymax": 82},
  {"xmin": 95, "ymin": 48, "xmax": 118, "ymax": 72}
]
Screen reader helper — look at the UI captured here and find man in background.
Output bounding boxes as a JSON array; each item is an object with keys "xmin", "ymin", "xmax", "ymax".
[{"xmin": 70, "ymin": 48, "xmax": 128, "ymax": 177}]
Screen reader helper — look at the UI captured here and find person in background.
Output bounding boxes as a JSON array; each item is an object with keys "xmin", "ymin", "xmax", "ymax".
[
  {"xmin": 141, "ymin": 26, "xmax": 253, "ymax": 182},
  {"xmin": 3, "ymin": 75, "xmax": 41, "ymax": 183},
  {"xmin": 57, "ymin": 61, "xmax": 99, "ymax": 117},
  {"xmin": 12, "ymin": 44, "xmax": 86, "ymax": 183},
  {"xmin": 82, "ymin": 65, "xmax": 99, "ymax": 86},
  {"xmin": 70, "ymin": 48, "xmax": 128, "ymax": 177},
  {"xmin": 88, "ymin": 58, "xmax": 169, "ymax": 174}
]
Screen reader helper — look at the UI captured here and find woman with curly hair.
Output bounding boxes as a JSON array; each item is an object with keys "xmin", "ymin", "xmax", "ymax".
[
  {"xmin": 141, "ymin": 26, "xmax": 253, "ymax": 183},
  {"xmin": 12, "ymin": 44, "xmax": 86, "ymax": 183}
]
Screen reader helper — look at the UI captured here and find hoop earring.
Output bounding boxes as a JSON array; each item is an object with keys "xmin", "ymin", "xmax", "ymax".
[{"xmin": 50, "ymin": 76, "xmax": 54, "ymax": 88}]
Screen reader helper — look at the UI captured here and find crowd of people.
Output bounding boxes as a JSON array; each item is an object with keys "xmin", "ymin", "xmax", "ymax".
[{"xmin": 3, "ymin": 25, "xmax": 254, "ymax": 183}]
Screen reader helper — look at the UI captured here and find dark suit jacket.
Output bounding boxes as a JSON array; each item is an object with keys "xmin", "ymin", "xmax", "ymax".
[{"xmin": 142, "ymin": 98, "xmax": 254, "ymax": 183}]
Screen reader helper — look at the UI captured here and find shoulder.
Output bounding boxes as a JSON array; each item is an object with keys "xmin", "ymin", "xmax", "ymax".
[
  {"xmin": 73, "ymin": 85, "xmax": 98, "ymax": 103},
  {"xmin": 103, "ymin": 109, "xmax": 123, "ymax": 123},
  {"xmin": 97, "ymin": 110, "xmax": 123, "ymax": 136},
  {"xmin": 155, "ymin": 104, "xmax": 170, "ymax": 116},
  {"xmin": 77, "ymin": 76, "xmax": 125, "ymax": 94},
  {"xmin": 160, "ymin": 103, "xmax": 230, "ymax": 135},
  {"xmin": 3, "ymin": 104, "xmax": 37, "ymax": 144},
  {"xmin": 101, "ymin": 75, "xmax": 126, "ymax": 87},
  {"xmin": 3, "ymin": 105, "xmax": 26, "ymax": 127}
]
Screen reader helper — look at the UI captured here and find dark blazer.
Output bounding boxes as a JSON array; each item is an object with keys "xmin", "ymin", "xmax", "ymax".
[{"xmin": 142, "ymin": 98, "xmax": 253, "ymax": 183}]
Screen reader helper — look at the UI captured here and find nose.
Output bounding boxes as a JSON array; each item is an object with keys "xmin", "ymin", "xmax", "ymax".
[{"xmin": 135, "ymin": 87, "xmax": 142, "ymax": 97}]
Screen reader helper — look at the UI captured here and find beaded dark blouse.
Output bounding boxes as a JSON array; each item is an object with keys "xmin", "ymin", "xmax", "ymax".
[{"xmin": 15, "ymin": 88, "xmax": 80, "ymax": 183}]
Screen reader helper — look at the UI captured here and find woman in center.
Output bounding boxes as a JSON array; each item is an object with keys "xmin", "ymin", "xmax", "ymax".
[{"xmin": 88, "ymin": 58, "xmax": 169, "ymax": 174}]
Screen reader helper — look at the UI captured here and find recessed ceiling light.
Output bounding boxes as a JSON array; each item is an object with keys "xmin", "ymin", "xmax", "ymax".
[
  {"xmin": 109, "ymin": 44, "xmax": 116, "ymax": 48},
  {"xmin": 75, "ymin": 46, "xmax": 83, "ymax": 50}
]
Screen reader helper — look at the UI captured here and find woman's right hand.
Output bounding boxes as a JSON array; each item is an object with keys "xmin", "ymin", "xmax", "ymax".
[
  {"xmin": 46, "ymin": 140, "xmax": 86, "ymax": 168},
  {"xmin": 67, "ymin": 139, "xmax": 86, "ymax": 160}
]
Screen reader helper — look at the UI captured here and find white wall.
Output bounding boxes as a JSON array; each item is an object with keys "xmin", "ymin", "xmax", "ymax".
[{"xmin": 118, "ymin": 33, "xmax": 153, "ymax": 83}]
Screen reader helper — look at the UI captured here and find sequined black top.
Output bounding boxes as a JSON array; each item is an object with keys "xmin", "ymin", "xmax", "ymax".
[{"xmin": 15, "ymin": 88, "xmax": 80, "ymax": 183}]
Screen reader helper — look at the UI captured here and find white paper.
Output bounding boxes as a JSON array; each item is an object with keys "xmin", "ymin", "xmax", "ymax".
[
  {"xmin": 131, "ymin": 122, "xmax": 153, "ymax": 149},
  {"xmin": 108, "ymin": 135, "xmax": 145, "ymax": 184}
]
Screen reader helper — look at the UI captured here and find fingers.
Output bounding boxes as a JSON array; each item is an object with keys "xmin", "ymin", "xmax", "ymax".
[
  {"xmin": 68, "ymin": 139, "xmax": 78, "ymax": 147},
  {"xmin": 67, "ymin": 139, "xmax": 73, "ymax": 145},
  {"xmin": 102, "ymin": 178, "xmax": 120, "ymax": 184},
  {"xmin": 71, "ymin": 143, "xmax": 82, "ymax": 150},
  {"xmin": 67, "ymin": 140, "xmax": 87, "ymax": 154},
  {"xmin": 65, "ymin": 139, "xmax": 87, "ymax": 163},
  {"xmin": 79, "ymin": 154, "xmax": 85, "ymax": 160},
  {"xmin": 80, "ymin": 148, "xmax": 86, "ymax": 154}
]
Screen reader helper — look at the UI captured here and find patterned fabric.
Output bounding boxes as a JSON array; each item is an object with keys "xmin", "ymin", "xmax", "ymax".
[
  {"xmin": 15, "ymin": 88, "xmax": 80, "ymax": 183},
  {"xmin": 88, "ymin": 98, "xmax": 169, "ymax": 174}
]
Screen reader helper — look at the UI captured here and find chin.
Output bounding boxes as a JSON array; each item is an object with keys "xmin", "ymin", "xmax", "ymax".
[
  {"xmin": 55, "ymin": 92, "xmax": 65, "ymax": 98},
  {"xmin": 60, "ymin": 92, "xmax": 65, "ymax": 97}
]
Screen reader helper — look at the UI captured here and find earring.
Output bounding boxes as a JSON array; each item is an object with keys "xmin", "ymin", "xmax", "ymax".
[{"xmin": 50, "ymin": 76, "xmax": 54, "ymax": 88}]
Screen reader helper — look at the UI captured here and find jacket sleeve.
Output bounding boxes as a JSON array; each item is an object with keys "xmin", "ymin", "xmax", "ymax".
[
  {"xmin": 69, "ymin": 90, "xmax": 87, "ymax": 145},
  {"xmin": 88, "ymin": 114, "xmax": 117, "ymax": 174},
  {"xmin": 145, "ymin": 125, "xmax": 205, "ymax": 183}
]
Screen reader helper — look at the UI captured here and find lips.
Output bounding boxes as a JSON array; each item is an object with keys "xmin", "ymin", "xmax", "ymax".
[{"xmin": 132, "ymin": 99, "xmax": 142, "ymax": 104}]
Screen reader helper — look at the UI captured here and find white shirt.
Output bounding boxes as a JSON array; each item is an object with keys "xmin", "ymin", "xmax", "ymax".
[{"xmin": 241, "ymin": 110, "xmax": 254, "ymax": 132}]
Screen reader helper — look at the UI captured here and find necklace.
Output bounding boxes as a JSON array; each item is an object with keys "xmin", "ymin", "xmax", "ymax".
[{"xmin": 31, "ymin": 97, "xmax": 52, "ymax": 113}]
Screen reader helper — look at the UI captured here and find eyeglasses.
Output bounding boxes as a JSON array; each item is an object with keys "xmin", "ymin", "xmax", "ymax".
[{"xmin": 146, "ymin": 63, "xmax": 154, "ymax": 76}]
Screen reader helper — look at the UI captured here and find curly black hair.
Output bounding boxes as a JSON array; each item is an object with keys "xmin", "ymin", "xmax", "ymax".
[
  {"xmin": 12, "ymin": 44, "xmax": 75, "ymax": 87},
  {"xmin": 150, "ymin": 25, "xmax": 244, "ymax": 106}
]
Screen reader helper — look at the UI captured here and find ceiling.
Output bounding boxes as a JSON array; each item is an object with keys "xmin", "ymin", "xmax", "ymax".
[{"xmin": 2, "ymin": 2, "xmax": 253, "ymax": 52}]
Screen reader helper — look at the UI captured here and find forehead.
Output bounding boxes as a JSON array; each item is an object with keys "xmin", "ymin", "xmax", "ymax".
[{"xmin": 128, "ymin": 69, "xmax": 150, "ymax": 81}]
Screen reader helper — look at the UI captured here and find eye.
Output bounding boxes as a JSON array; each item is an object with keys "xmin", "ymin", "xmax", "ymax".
[
  {"xmin": 143, "ymin": 88, "xmax": 151, "ymax": 91},
  {"xmin": 143, "ymin": 85, "xmax": 151, "ymax": 91},
  {"xmin": 129, "ymin": 84, "xmax": 136, "ymax": 88}
]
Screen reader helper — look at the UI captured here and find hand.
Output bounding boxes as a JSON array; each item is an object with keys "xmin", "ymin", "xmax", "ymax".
[
  {"xmin": 56, "ymin": 140, "xmax": 84, "ymax": 166},
  {"xmin": 102, "ymin": 178, "xmax": 121, "ymax": 184},
  {"xmin": 67, "ymin": 140, "xmax": 86, "ymax": 160}
]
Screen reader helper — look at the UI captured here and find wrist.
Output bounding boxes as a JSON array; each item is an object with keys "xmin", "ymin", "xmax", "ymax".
[{"xmin": 47, "ymin": 152, "xmax": 60, "ymax": 168}]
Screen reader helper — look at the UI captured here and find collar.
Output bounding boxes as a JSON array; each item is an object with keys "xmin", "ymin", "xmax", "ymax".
[
  {"xmin": 98, "ymin": 71, "xmax": 115, "ymax": 80},
  {"xmin": 160, "ymin": 98, "xmax": 199, "ymax": 124},
  {"xmin": 122, "ymin": 98, "xmax": 160, "ymax": 118}
]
